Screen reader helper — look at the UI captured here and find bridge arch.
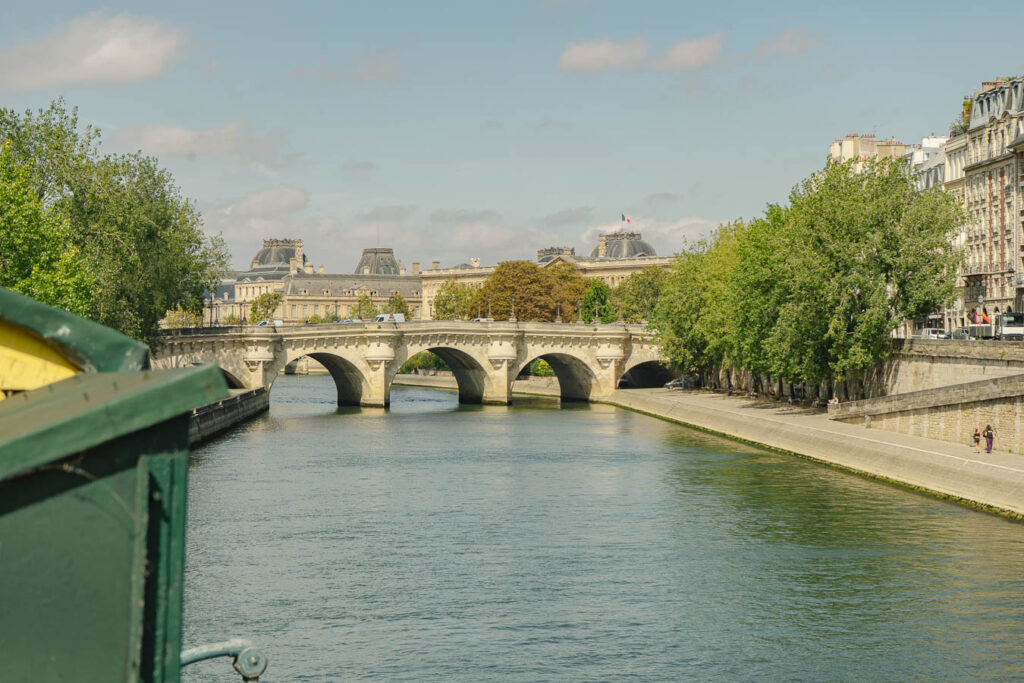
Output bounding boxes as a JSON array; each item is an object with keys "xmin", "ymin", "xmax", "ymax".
[
  {"xmin": 393, "ymin": 344, "xmax": 494, "ymax": 404},
  {"xmin": 280, "ymin": 350, "xmax": 371, "ymax": 406},
  {"xmin": 514, "ymin": 352, "xmax": 597, "ymax": 402},
  {"xmin": 618, "ymin": 360, "xmax": 674, "ymax": 388}
]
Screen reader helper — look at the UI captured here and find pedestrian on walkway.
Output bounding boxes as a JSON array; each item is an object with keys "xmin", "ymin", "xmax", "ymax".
[
  {"xmin": 983, "ymin": 424, "xmax": 995, "ymax": 453},
  {"xmin": 972, "ymin": 427, "xmax": 981, "ymax": 453}
]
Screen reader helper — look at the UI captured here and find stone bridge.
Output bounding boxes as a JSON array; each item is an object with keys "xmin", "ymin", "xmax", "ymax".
[{"xmin": 153, "ymin": 321, "xmax": 668, "ymax": 407}]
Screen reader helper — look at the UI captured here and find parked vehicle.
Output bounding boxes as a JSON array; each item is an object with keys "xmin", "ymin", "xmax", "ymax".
[
  {"xmin": 470, "ymin": 317, "xmax": 494, "ymax": 323},
  {"xmin": 951, "ymin": 327, "xmax": 975, "ymax": 340},
  {"xmin": 996, "ymin": 312, "xmax": 1024, "ymax": 340},
  {"xmin": 373, "ymin": 313, "xmax": 406, "ymax": 323},
  {"xmin": 664, "ymin": 378, "xmax": 683, "ymax": 389},
  {"xmin": 915, "ymin": 328, "xmax": 946, "ymax": 340}
]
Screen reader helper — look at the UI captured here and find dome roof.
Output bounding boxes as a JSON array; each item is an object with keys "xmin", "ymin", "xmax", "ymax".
[
  {"xmin": 250, "ymin": 239, "xmax": 305, "ymax": 271},
  {"xmin": 355, "ymin": 248, "xmax": 401, "ymax": 275},
  {"xmin": 588, "ymin": 232, "xmax": 657, "ymax": 259}
]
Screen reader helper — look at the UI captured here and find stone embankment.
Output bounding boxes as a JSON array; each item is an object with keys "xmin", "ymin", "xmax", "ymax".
[
  {"xmin": 188, "ymin": 387, "xmax": 269, "ymax": 445},
  {"xmin": 392, "ymin": 373, "xmax": 561, "ymax": 397},
  {"xmin": 605, "ymin": 388, "xmax": 1024, "ymax": 518}
]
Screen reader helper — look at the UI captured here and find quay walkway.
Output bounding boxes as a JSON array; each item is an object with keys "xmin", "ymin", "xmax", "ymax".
[{"xmin": 606, "ymin": 388, "xmax": 1024, "ymax": 519}]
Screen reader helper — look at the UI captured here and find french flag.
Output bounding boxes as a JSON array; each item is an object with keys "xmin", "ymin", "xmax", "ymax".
[{"xmin": 621, "ymin": 213, "xmax": 630, "ymax": 224}]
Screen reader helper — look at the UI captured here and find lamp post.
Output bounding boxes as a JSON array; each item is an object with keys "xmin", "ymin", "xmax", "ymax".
[
  {"xmin": 488, "ymin": 297, "xmax": 492, "ymax": 319},
  {"xmin": 577, "ymin": 300, "xmax": 583, "ymax": 324},
  {"xmin": 509, "ymin": 296, "xmax": 516, "ymax": 322},
  {"xmin": 555, "ymin": 302, "xmax": 562, "ymax": 323},
  {"xmin": 478, "ymin": 301, "xmax": 481, "ymax": 319}
]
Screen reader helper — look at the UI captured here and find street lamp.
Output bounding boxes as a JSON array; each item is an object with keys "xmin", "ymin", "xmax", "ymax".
[
  {"xmin": 555, "ymin": 302, "xmax": 562, "ymax": 323},
  {"xmin": 509, "ymin": 296, "xmax": 516, "ymax": 322},
  {"xmin": 478, "ymin": 301, "xmax": 482, "ymax": 319},
  {"xmin": 577, "ymin": 300, "xmax": 583, "ymax": 324},
  {"xmin": 488, "ymin": 297, "xmax": 492, "ymax": 319}
]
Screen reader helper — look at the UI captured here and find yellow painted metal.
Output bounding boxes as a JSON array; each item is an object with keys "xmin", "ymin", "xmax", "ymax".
[{"xmin": 0, "ymin": 318, "xmax": 80, "ymax": 399}]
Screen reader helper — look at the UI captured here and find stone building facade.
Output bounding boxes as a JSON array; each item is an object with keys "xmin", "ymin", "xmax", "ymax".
[
  {"xmin": 417, "ymin": 231, "xmax": 673, "ymax": 319},
  {"xmin": 958, "ymin": 78, "xmax": 1024, "ymax": 319}
]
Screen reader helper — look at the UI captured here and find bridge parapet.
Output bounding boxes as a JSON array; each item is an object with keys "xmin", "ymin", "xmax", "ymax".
[{"xmin": 154, "ymin": 321, "xmax": 664, "ymax": 407}]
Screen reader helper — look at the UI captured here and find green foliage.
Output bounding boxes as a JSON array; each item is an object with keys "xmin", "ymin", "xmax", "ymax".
[
  {"xmin": 547, "ymin": 262, "xmax": 589, "ymax": 321},
  {"xmin": 470, "ymin": 261, "xmax": 559, "ymax": 321},
  {"xmin": 582, "ymin": 279, "xmax": 616, "ymax": 323},
  {"xmin": 164, "ymin": 305, "xmax": 202, "ymax": 328},
  {"xmin": 224, "ymin": 313, "xmax": 241, "ymax": 325},
  {"xmin": 250, "ymin": 292, "xmax": 283, "ymax": 321},
  {"xmin": 433, "ymin": 279, "xmax": 478, "ymax": 320},
  {"xmin": 651, "ymin": 159, "xmax": 965, "ymax": 386},
  {"xmin": 613, "ymin": 266, "xmax": 666, "ymax": 323},
  {"xmin": 354, "ymin": 294, "xmax": 377, "ymax": 321},
  {"xmin": 0, "ymin": 143, "xmax": 95, "ymax": 315},
  {"xmin": 384, "ymin": 292, "xmax": 410, "ymax": 317},
  {"xmin": 0, "ymin": 99, "xmax": 228, "ymax": 347},
  {"xmin": 525, "ymin": 359, "xmax": 556, "ymax": 376},
  {"xmin": 398, "ymin": 351, "xmax": 451, "ymax": 373}
]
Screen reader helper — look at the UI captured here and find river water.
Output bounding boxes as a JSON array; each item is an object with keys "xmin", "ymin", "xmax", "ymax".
[{"xmin": 182, "ymin": 375, "xmax": 1024, "ymax": 681}]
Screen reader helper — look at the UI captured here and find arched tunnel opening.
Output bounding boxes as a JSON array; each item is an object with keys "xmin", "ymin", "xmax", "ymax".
[
  {"xmin": 304, "ymin": 353, "xmax": 368, "ymax": 406},
  {"xmin": 618, "ymin": 361, "xmax": 675, "ymax": 389},
  {"xmin": 219, "ymin": 368, "xmax": 247, "ymax": 389},
  {"xmin": 515, "ymin": 353, "xmax": 595, "ymax": 402},
  {"xmin": 410, "ymin": 348, "xmax": 487, "ymax": 404}
]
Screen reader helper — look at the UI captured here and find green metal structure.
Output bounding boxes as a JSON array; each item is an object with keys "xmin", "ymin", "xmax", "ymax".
[{"xmin": 0, "ymin": 288, "xmax": 267, "ymax": 681}]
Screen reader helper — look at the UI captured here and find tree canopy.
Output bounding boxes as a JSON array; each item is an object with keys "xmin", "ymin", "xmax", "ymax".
[
  {"xmin": 613, "ymin": 266, "xmax": 667, "ymax": 324},
  {"xmin": 651, "ymin": 159, "xmax": 965, "ymax": 388},
  {"xmin": 470, "ymin": 261, "xmax": 558, "ymax": 321},
  {"xmin": 433, "ymin": 279, "xmax": 477, "ymax": 320},
  {"xmin": 383, "ymin": 292, "xmax": 410, "ymax": 317},
  {"xmin": 0, "ymin": 99, "xmax": 228, "ymax": 347},
  {"xmin": 250, "ymin": 292, "xmax": 283, "ymax": 322}
]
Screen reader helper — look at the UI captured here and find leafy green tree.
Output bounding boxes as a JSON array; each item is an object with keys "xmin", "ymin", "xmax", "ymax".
[
  {"xmin": 250, "ymin": 292, "xmax": 283, "ymax": 321},
  {"xmin": 165, "ymin": 305, "xmax": 202, "ymax": 328},
  {"xmin": 613, "ymin": 266, "xmax": 667, "ymax": 323},
  {"xmin": 525, "ymin": 359, "xmax": 556, "ymax": 376},
  {"xmin": 354, "ymin": 294, "xmax": 377, "ymax": 321},
  {"xmin": 0, "ymin": 143, "xmax": 95, "ymax": 315},
  {"xmin": 582, "ymin": 279, "xmax": 616, "ymax": 323},
  {"xmin": 0, "ymin": 100, "xmax": 228, "ymax": 347},
  {"xmin": 470, "ymin": 261, "xmax": 559, "ymax": 321},
  {"xmin": 224, "ymin": 313, "xmax": 241, "ymax": 325},
  {"xmin": 398, "ymin": 351, "xmax": 451, "ymax": 373},
  {"xmin": 384, "ymin": 292, "xmax": 410, "ymax": 317},
  {"xmin": 433, "ymin": 279, "xmax": 477, "ymax": 320},
  {"xmin": 547, "ymin": 262, "xmax": 589, "ymax": 321}
]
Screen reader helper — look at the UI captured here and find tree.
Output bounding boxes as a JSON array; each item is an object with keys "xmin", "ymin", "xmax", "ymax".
[
  {"xmin": 546, "ymin": 262, "xmax": 589, "ymax": 321},
  {"xmin": 0, "ymin": 143, "xmax": 95, "ymax": 316},
  {"xmin": 433, "ymin": 279, "xmax": 477, "ymax": 320},
  {"xmin": 250, "ymin": 292, "xmax": 283, "ymax": 321},
  {"xmin": 582, "ymin": 279, "xmax": 616, "ymax": 323},
  {"xmin": 0, "ymin": 100, "xmax": 228, "ymax": 347},
  {"xmin": 354, "ymin": 295, "xmax": 377, "ymax": 321},
  {"xmin": 224, "ymin": 313, "xmax": 241, "ymax": 325},
  {"xmin": 384, "ymin": 292, "xmax": 410, "ymax": 317},
  {"xmin": 613, "ymin": 266, "xmax": 667, "ymax": 323},
  {"xmin": 469, "ymin": 261, "xmax": 559, "ymax": 322},
  {"xmin": 165, "ymin": 305, "xmax": 202, "ymax": 328}
]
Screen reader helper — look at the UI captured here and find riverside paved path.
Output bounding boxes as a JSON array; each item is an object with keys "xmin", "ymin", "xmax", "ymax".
[{"xmin": 606, "ymin": 388, "xmax": 1024, "ymax": 518}]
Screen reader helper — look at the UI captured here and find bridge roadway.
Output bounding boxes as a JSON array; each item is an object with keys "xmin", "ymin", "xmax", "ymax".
[{"xmin": 154, "ymin": 320, "xmax": 667, "ymax": 407}]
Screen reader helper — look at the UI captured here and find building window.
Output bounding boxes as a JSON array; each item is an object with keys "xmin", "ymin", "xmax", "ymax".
[
  {"xmin": 291, "ymin": 305, "xmax": 297, "ymax": 317},
  {"xmin": 303, "ymin": 305, "xmax": 308, "ymax": 316}
]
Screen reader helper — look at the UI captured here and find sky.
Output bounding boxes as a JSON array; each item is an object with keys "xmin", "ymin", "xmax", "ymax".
[{"xmin": 1, "ymin": 1, "xmax": 1022, "ymax": 272}]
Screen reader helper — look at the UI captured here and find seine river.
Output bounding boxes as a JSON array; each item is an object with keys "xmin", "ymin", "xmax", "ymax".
[{"xmin": 182, "ymin": 375, "xmax": 1024, "ymax": 681}]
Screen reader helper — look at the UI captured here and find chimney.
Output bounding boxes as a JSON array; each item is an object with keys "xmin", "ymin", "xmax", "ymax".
[
  {"xmin": 470, "ymin": 257, "xmax": 481, "ymax": 268},
  {"xmin": 304, "ymin": 263, "xmax": 313, "ymax": 274},
  {"xmin": 400, "ymin": 265, "xmax": 406, "ymax": 276},
  {"xmin": 363, "ymin": 266, "xmax": 370, "ymax": 275},
  {"xmin": 432, "ymin": 260, "xmax": 440, "ymax": 271},
  {"xmin": 412, "ymin": 262, "xmax": 420, "ymax": 275},
  {"xmin": 318, "ymin": 265, "xmax": 325, "ymax": 274}
]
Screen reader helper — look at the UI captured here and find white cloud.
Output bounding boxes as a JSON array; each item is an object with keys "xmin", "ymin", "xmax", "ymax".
[
  {"xmin": 542, "ymin": 207, "xmax": 593, "ymax": 227},
  {"xmin": 756, "ymin": 28, "xmax": 821, "ymax": 57},
  {"xmin": 559, "ymin": 32, "xmax": 725, "ymax": 75},
  {"xmin": 559, "ymin": 37, "xmax": 649, "ymax": 74},
  {"xmin": 107, "ymin": 121, "xmax": 285, "ymax": 163},
  {"xmin": 221, "ymin": 186, "xmax": 309, "ymax": 219},
  {"xmin": 655, "ymin": 32, "xmax": 725, "ymax": 71},
  {"xmin": 0, "ymin": 11, "xmax": 185, "ymax": 92},
  {"xmin": 289, "ymin": 48, "xmax": 402, "ymax": 84}
]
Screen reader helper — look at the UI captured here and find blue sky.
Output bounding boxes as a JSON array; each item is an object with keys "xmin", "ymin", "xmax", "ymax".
[{"xmin": 1, "ymin": 1, "xmax": 1021, "ymax": 270}]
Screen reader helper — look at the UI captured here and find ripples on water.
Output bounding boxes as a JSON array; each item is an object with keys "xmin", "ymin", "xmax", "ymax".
[{"xmin": 182, "ymin": 375, "xmax": 1024, "ymax": 681}]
